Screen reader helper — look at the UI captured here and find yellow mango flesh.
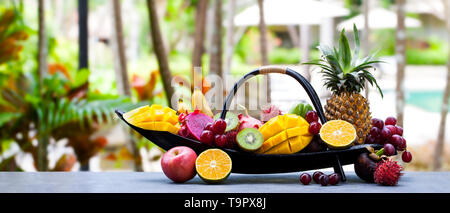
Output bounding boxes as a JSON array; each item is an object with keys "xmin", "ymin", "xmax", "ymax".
[
  {"xmin": 135, "ymin": 121, "xmax": 155, "ymax": 130},
  {"xmin": 134, "ymin": 121, "xmax": 180, "ymax": 134},
  {"xmin": 257, "ymin": 114, "xmax": 313, "ymax": 154},
  {"xmin": 264, "ymin": 140, "xmax": 291, "ymax": 154},
  {"xmin": 257, "ymin": 130, "xmax": 288, "ymax": 153},
  {"xmin": 123, "ymin": 105, "xmax": 151, "ymax": 122},
  {"xmin": 162, "ymin": 111, "xmax": 178, "ymax": 125},
  {"xmin": 259, "ymin": 115, "xmax": 285, "ymax": 141},
  {"xmin": 124, "ymin": 104, "xmax": 179, "ymax": 133},
  {"xmin": 288, "ymin": 135, "xmax": 312, "ymax": 153},
  {"xmin": 150, "ymin": 106, "xmax": 165, "ymax": 121}
]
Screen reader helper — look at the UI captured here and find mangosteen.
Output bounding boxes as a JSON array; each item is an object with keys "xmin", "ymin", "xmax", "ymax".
[
  {"xmin": 354, "ymin": 152, "xmax": 380, "ymax": 183},
  {"xmin": 303, "ymin": 135, "xmax": 327, "ymax": 153}
]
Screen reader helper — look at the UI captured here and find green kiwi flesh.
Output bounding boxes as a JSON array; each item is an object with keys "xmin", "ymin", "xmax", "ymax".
[{"xmin": 236, "ymin": 128, "xmax": 263, "ymax": 152}]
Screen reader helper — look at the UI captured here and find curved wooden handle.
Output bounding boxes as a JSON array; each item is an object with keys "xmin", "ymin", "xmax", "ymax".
[{"xmin": 219, "ymin": 66, "xmax": 326, "ymax": 124}]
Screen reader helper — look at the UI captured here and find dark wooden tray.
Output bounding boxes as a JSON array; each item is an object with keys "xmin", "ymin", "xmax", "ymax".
[{"xmin": 116, "ymin": 110, "xmax": 380, "ymax": 175}]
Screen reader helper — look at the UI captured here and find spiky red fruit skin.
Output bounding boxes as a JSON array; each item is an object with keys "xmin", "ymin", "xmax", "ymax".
[{"xmin": 374, "ymin": 159, "xmax": 403, "ymax": 186}]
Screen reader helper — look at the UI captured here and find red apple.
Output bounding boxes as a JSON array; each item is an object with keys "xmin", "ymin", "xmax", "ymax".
[{"xmin": 161, "ymin": 146, "xmax": 197, "ymax": 183}]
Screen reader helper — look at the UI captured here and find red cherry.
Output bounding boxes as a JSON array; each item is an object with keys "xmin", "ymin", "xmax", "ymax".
[
  {"xmin": 204, "ymin": 123, "xmax": 213, "ymax": 131},
  {"xmin": 319, "ymin": 175, "xmax": 329, "ymax": 186},
  {"xmin": 390, "ymin": 135, "xmax": 403, "ymax": 148},
  {"xmin": 199, "ymin": 130, "xmax": 214, "ymax": 146},
  {"xmin": 371, "ymin": 118, "xmax": 384, "ymax": 129},
  {"xmin": 225, "ymin": 131, "xmax": 238, "ymax": 149},
  {"xmin": 383, "ymin": 143, "xmax": 396, "ymax": 156},
  {"xmin": 328, "ymin": 173, "xmax": 340, "ymax": 185},
  {"xmin": 308, "ymin": 121, "xmax": 322, "ymax": 135},
  {"xmin": 385, "ymin": 116, "xmax": 397, "ymax": 126},
  {"xmin": 397, "ymin": 137, "xmax": 407, "ymax": 151},
  {"xmin": 395, "ymin": 125, "xmax": 403, "ymax": 136},
  {"xmin": 305, "ymin": 111, "xmax": 319, "ymax": 123},
  {"xmin": 370, "ymin": 126, "xmax": 380, "ymax": 137},
  {"xmin": 380, "ymin": 127, "xmax": 392, "ymax": 140},
  {"xmin": 385, "ymin": 125, "xmax": 397, "ymax": 135},
  {"xmin": 214, "ymin": 134, "xmax": 228, "ymax": 148},
  {"xmin": 212, "ymin": 119, "xmax": 227, "ymax": 135},
  {"xmin": 313, "ymin": 171, "xmax": 324, "ymax": 183},
  {"xmin": 365, "ymin": 134, "xmax": 376, "ymax": 144},
  {"xmin": 299, "ymin": 173, "xmax": 312, "ymax": 185},
  {"xmin": 402, "ymin": 151, "xmax": 412, "ymax": 163}
]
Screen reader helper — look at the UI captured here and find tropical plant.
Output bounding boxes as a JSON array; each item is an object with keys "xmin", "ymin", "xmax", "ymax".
[
  {"xmin": 0, "ymin": 6, "xmax": 147, "ymax": 171},
  {"xmin": 0, "ymin": 65, "xmax": 143, "ymax": 171}
]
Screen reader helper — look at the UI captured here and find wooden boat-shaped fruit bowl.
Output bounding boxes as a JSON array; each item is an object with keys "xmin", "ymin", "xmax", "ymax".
[{"xmin": 116, "ymin": 66, "xmax": 382, "ymax": 181}]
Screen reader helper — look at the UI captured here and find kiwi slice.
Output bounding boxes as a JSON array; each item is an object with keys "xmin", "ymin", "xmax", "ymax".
[
  {"xmin": 236, "ymin": 128, "xmax": 263, "ymax": 152},
  {"xmin": 214, "ymin": 112, "xmax": 239, "ymax": 132}
]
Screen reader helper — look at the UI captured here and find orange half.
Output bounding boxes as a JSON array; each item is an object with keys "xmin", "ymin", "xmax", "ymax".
[
  {"xmin": 195, "ymin": 149, "xmax": 232, "ymax": 183},
  {"xmin": 319, "ymin": 120, "xmax": 356, "ymax": 149}
]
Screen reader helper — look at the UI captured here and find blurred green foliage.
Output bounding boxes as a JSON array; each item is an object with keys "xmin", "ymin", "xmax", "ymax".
[{"xmin": 373, "ymin": 29, "xmax": 448, "ymax": 65}]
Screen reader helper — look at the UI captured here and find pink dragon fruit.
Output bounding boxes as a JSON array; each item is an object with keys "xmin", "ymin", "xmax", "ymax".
[
  {"xmin": 237, "ymin": 113, "xmax": 263, "ymax": 131},
  {"xmin": 260, "ymin": 104, "xmax": 282, "ymax": 122},
  {"xmin": 179, "ymin": 109, "xmax": 213, "ymax": 141}
]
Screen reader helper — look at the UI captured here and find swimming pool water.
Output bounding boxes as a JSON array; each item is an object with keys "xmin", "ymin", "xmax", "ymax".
[{"xmin": 406, "ymin": 90, "xmax": 449, "ymax": 113}]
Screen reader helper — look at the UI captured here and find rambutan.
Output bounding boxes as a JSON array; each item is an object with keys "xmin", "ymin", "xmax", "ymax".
[{"xmin": 373, "ymin": 159, "xmax": 403, "ymax": 186}]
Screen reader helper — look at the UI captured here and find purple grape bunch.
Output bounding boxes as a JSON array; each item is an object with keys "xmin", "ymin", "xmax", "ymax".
[{"xmin": 366, "ymin": 116, "xmax": 412, "ymax": 163}]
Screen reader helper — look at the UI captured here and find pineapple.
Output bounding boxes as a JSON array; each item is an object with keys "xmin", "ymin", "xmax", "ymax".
[{"xmin": 307, "ymin": 25, "xmax": 383, "ymax": 144}]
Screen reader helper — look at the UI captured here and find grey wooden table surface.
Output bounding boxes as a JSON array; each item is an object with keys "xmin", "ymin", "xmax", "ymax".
[{"xmin": 0, "ymin": 171, "xmax": 449, "ymax": 193}]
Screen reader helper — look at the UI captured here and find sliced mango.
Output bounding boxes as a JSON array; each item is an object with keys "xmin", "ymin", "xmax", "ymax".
[
  {"xmin": 127, "ymin": 111, "xmax": 152, "ymax": 124},
  {"xmin": 257, "ymin": 114, "xmax": 313, "ymax": 154},
  {"xmin": 124, "ymin": 104, "xmax": 180, "ymax": 133},
  {"xmin": 150, "ymin": 104, "xmax": 164, "ymax": 111},
  {"xmin": 134, "ymin": 121, "xmax": 180, "ymax": 134},
  {"xmin": 153, "ymin": 121, "xmax": 180, "ymax": 133},
  {"xmin": 123, "ymin": 105, "xmax": 151, "ymax": 121},
  {"xmin": 259, "ymin": 115, "xmax": 285, "ymax": 141},
  {"xmin": 288, "ymin": 135, "xmax": 312, "ymax": 153},
  {"xmin": 163, "ymin": 106, "xmax": 176, "ymax": 114},
  {"xmin": 162, "ymin": 111, "xmax": 178, "ymax": 125},
  {"xmin": 150, "ymin": 106, "xmax": 165, "ymax": 121},
  {"xmin": 257, "ymin": 130, "xmax": 288, "ymax": 153},
  {"xmin": 135, "ymin": 121, "xmax": 155, "ymax": 130},
  {"xmin": 264, "ymin": 140, "xmax": 291, "ymax": 154},
  {"xmin": 284, "ymin": 114, "xmax": 303, "ymax": 128}
]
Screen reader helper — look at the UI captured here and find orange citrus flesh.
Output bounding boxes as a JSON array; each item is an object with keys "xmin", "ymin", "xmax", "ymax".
[
  {"xmin": 195, "ymin": 149, "xmax": 232, "ymax": 183},
  {"xmin": 319, "ymin": 120, "xmax": 356, "ymax": 148}
]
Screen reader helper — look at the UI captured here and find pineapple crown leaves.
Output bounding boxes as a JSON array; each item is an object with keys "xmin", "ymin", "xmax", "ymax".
[{"xmin": 304, "ymin": 24, "xmax": 384, "ymax": 98}]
